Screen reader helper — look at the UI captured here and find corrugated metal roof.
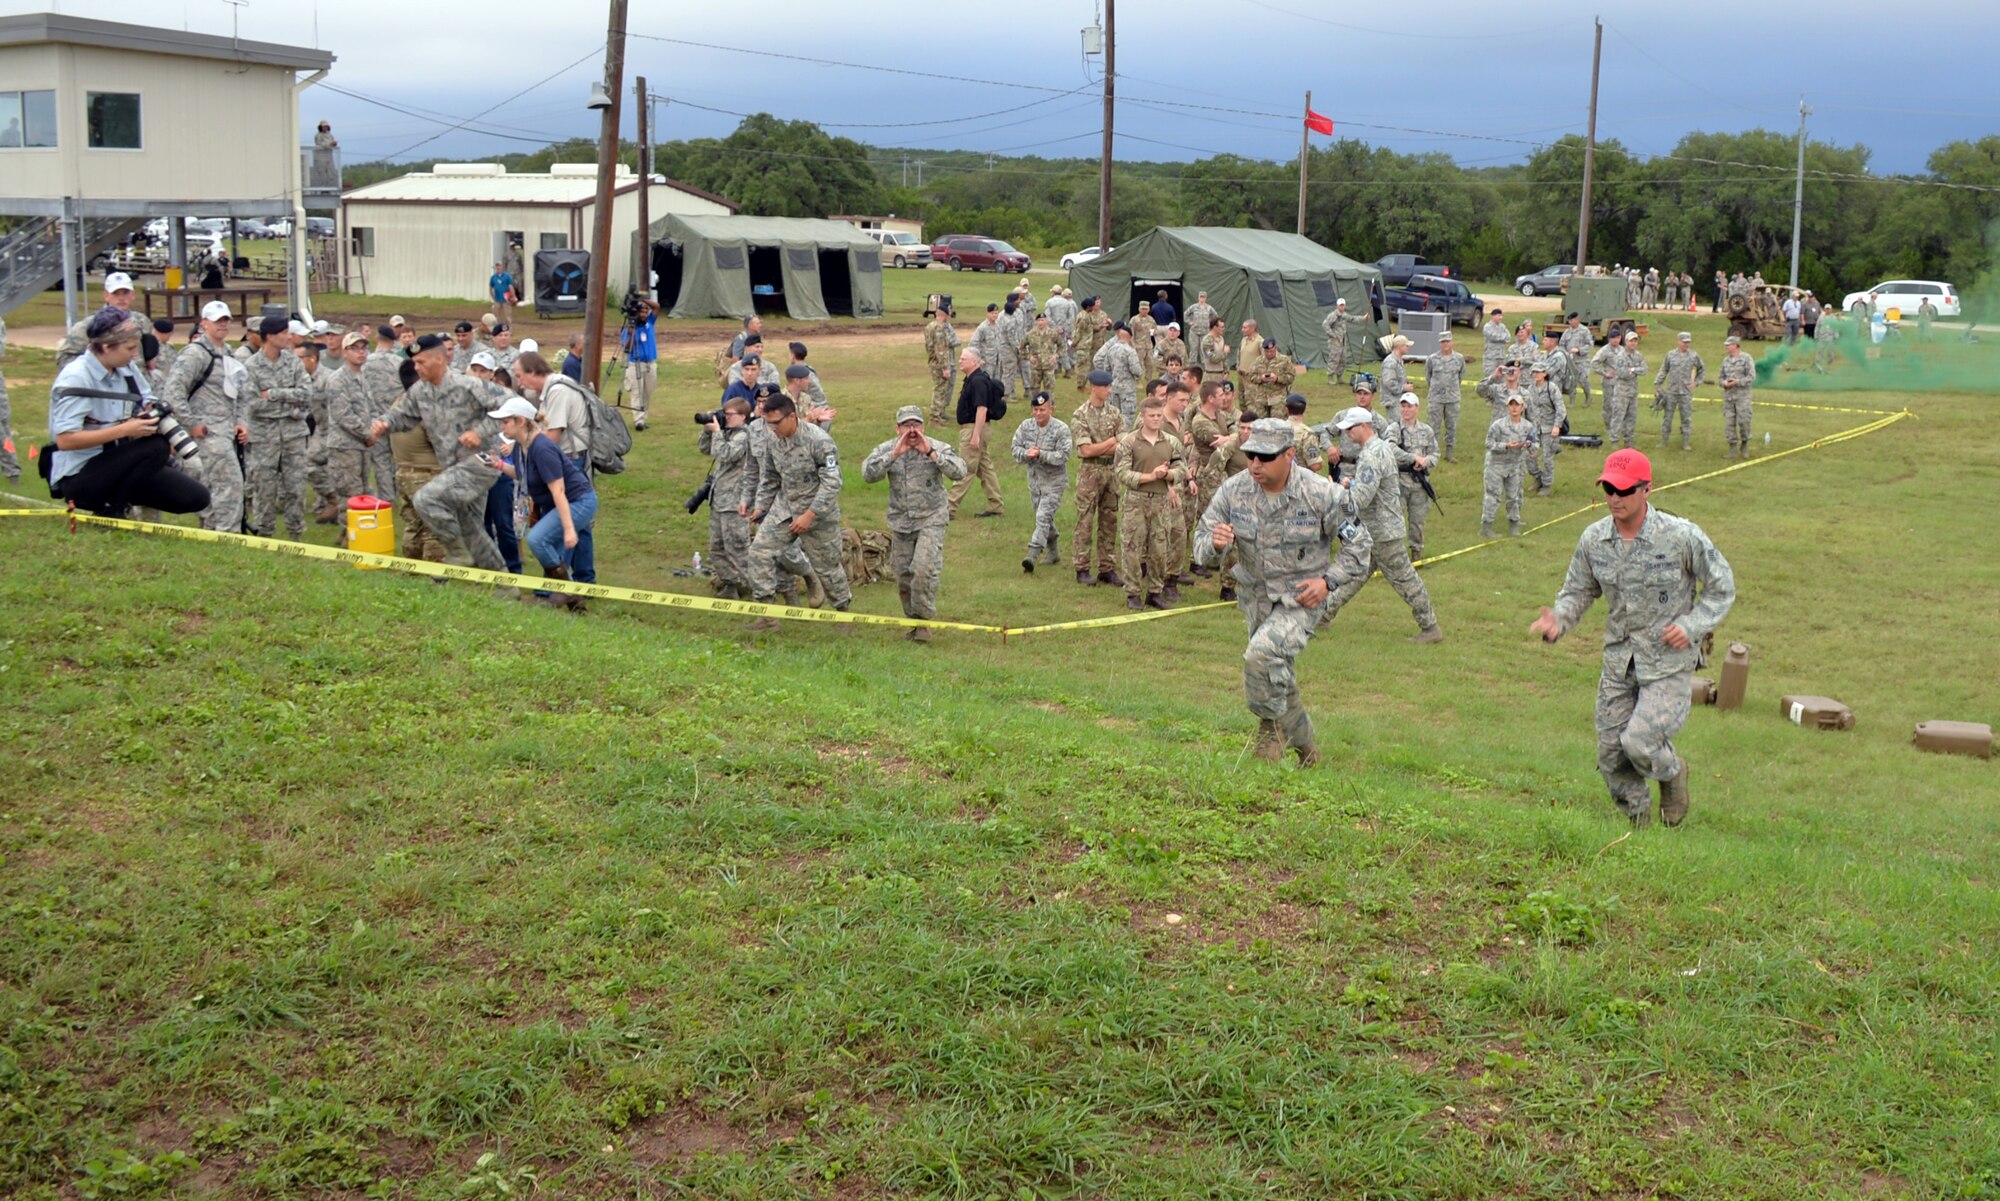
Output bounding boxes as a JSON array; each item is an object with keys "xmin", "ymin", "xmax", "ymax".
[
  {"xmin": 344, "ymin": 170, "xmax": 733, "ymax": 210},
  {"xmin": 0, "ymin": 13, "xmax": 334, "ymax": 71}
]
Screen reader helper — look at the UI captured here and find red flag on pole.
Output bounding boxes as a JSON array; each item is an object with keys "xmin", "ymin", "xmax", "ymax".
[{"xmin": 1305, "ymin": 109, "xmax": 1334, "ymax": 136}]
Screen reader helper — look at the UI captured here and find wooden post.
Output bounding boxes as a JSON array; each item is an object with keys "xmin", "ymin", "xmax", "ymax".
[
  {"xmin": 1097, "ymin": 0, "xmax": 1114, "ymax": 255},
  {"xmin": 634, "ymin": 74, "xmax": 650, "ymax": 297},
  {"xmin": 581, "ymin": 0, "xmax": 628, "ymax": 391}
]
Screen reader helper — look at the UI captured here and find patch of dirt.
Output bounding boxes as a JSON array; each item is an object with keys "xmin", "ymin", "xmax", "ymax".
[
  {"xmin": 52, "ymin": 656, "xmax": 84, "ymax": 675},
  {"xmin": 1861, "ymin": 1170, "xmax": 1911, "ymax": 1195},
  {"xmin": 1026, "ymin": 700, "xmax": 1069, "ymax": 714},
  {"xmin": 628, "ymin": 1103, "xmax": 748, "ymax": 1166},
  {"xmin": 173, "ymin": 609, "xmax": 209, "ymax": 635},
  {"xmin": 1095, "ymin": 716, "xmax": 1139, "ymax": 732}
]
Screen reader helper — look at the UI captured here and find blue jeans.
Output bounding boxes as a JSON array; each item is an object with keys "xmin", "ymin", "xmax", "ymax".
[
  {"xmin": 484, "ymin": 475, "xmax": 521, "ymax": 574},
  {"xmin": 527, "ymin": 489, "xmax": 598, "ymax": 573},
  {"xmin": 563, "ymin": 453, "xmax": 597, "ymax": 583}
]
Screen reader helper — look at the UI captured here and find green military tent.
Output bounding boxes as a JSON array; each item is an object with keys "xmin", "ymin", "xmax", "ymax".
[
  {"xmin": 1065, "ymin": 226, "xmax": 1388, "ymax": 369},
  {"xmin": 642, "ymin": 214, "xmax": 884, "ymax": 320}
]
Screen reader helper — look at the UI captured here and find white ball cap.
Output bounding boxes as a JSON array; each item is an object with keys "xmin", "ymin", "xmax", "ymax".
[
  {"xmin": 486, "ymin": 396, "xmax": 539, "ymax": 422},
  {"xmin": 199, "ymin": 300, "xmax": 233, "ymax": 321},
  {"xmin": 1334, "ymin": 406, "xmax": 1374, "ymax": 430},
  {"xmin": 468, "ymin": 350, "xmax": 497, "ymax": 371},
  {"xmin": 1398, "ymin": 391, "xmax": 1420, "ymax": 407},
  {"xmin": 103, "ymin": 271, "xmax": 134, "ymax": 293},
  {"xmin": 287, "ymin": 320, "xmax": 310, "ymax": 338},
  {"xmin": 518, "ymin": 338, "xmax": 538, "ymax": 355}
]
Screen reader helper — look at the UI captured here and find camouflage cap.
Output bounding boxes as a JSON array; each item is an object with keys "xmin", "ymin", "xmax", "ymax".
[
  {"xmin": 1677, "ymin": 331, "xmax": 1692, "ymax": 342},
  {"xmin": 894, "ymin": 405, "xmax": 925, "ymax": 425},
  {"xmin": 1241, "ymin": 418, "xmax": 1294, "ymax": 456}
]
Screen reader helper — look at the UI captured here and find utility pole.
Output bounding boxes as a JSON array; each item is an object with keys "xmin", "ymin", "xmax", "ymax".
[
  {"xmin": 1097, "ymin": 0, "xmax": 1114, "ymax": 254},
  {"xmin": 1574, "ymin": 15, "xmax": 1602, "ymax": 269},
  {"xmin": 1789, "ymin": 95, "xmax": 1810, "ymax": 290},
  {"xmin": 1296, "ymin": 89, "xmax": 1311, "ymax": 235},
  {"xmin": 914, "ymin": 158, "xmax": 926, "ymax": 186},
  {"xmin": 581, "ymin": 0, "xmax": 627, "ymax": 391},
  {"xmin": 634, "ymin": 74, "xmax": 650, "ymax": 298},
  {"xmin": 900, "ymin": 155, "xmax": 909, "ymax": 187}
]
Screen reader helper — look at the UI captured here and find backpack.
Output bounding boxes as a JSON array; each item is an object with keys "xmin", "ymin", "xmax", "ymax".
[
  {"xmin": 840, "ymin": 527, "xmax": 893, "ymax": 586},
  {"xmin": 552, "ymin": 376, "xmax": 630, "ymax": 475}
]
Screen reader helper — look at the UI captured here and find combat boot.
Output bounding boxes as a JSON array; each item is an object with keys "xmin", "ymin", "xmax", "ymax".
[
  {"xmin": 1660, "ymin": 758, "xmax": 1691, "ymax": 827},
  {"xmin": 745, "ymin": 615, "xmax": 781, "ymax": 632},
  {"xmin": 1480, "ymin": 524, "xmax": 1495, "ymax": 539},
  {"xmin": 1252, "ymin": 719, "xmax": 1284, "ymax": 763},
  {"xmin": 1511, "ymin": 522, "xmax": 1524, "ymax": 536},
  {"xmin": 911, "ymin": 626, "xmax": 933, "ymax": 644},
  {"xmin": 1098, "ymin": 570, "xmax": 1123, "ymax": 587},
  {"xmin": 1219, "ymin": 583, "xmax": 1236, "ymax": 601},
  {"xmin": 803, "ymin": 570, "xmax": 827, "ymax": 609},
  {"xmin": 1408, "ymin": 625, "xmax": 1443, "ymax": 645},
  {"xmin": 1161, "ymin": 583, "xmax": 1181, "ymax": 603},
  {"xmin": 1076, "ymin": 569, "xmax": 1094, "ymax": 585},
  {"xmin": 1294, "ymin": 742, "xmax": 1322, "ymax": 768},
  {"xmin": 1045, "ymin": 534, "xmax": 1061, "ymax": 563},
  {"xmin": 1021, "ymin": 555, "xmax": 1036, "ymax": 574}
]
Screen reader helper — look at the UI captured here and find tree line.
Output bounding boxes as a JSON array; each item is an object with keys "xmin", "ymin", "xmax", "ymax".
[{"xmin": 343, "ymin": 116, "xmax": 2000, "ymax": 304}]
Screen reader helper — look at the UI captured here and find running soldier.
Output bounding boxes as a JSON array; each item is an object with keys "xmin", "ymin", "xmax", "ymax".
[
  {"xmin": 1323, "ymin": 407, "xmax": 1443, "ymax": 643},
  {"xmin": 744, "ymin": 394, "xmax": 855, "ymax": 630}
]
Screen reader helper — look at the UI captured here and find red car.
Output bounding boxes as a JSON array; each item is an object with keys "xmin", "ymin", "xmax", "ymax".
[{"xmin": 931, "ymin": 235, "xmax": 1033, "ymax": 273}]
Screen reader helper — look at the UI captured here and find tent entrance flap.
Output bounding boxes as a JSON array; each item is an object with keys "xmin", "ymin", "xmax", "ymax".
[
  {"xmin": 652, "ymin": 241, "xmax": 684, "ymax": 311},
  {"xmin": 748, "ymin": 245, "xmax": 785, "ymax": 314},
  {"xmin": 1129, "ymin": 277, "xmax": 1182, "ymax": 323},
  {"xmin": 818, "ymin": 249, "xmax": 855, "ymax": 316}
]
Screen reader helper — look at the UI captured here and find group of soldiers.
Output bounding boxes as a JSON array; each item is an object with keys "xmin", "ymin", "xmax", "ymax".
[
  {"xmin": 49, "ymin": 271, "xmax": 609, "ymax": 594},
  {"xmin": 1610, "ymin": 266, "xmax": 1700, "ymax": 310}
]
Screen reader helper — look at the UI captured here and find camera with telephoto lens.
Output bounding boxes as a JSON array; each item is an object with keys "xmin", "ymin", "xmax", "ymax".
[
  {"xmin": 142, "ymin": 400, "xmax": 200, "ymax": 461},
  {"xmin": 691, "ymin": 408, "xmax": 727, "ymax": 427},
  {"xmin": 619, "ymin": 288, "xmax": 648, "ymax": 325}
]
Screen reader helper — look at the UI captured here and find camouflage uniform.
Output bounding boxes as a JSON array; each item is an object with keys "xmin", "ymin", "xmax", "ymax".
[
  {"xmin": 320, "ymin": 362, "xmax": 385, "ymax": 513},
  {"xmin": 1388, "ymin": 418, "xmax": 1440, "ymax": 559},
  {"xmin": 1198, "ymin": 332, "xmax": 1234, "ymax": 381},
  {"xmin": 148, "ymin": 341, "xmax": 178, "ymax": 395},
  {"xmin": 1184, "ymin": 407, "xmax": 1229, "ymax": 573},
  {"xmin": 1022, "ymin": 325, "xmax": 1064, "ymax": 395},
  {"xmin": 0, "ymin": 317, "xmax": 14, "ymax": 485},
  {"xmin": 303, "ymin": 359, "xmax": 337, "ymax": 507},
  {"xmin": 1718, "ymin": 350, "xmax": 1756, "ymax": 456},
  {"xmin": 243, "ymin": 349, "xmax": 313, "ymax": 538},
  {"xmin": 1044, "ymin": 294, "xmax": 1079, "ymax": 375},
  {"xmin": 1480, "ymin": 411, "xmax": 1537, "ymax": 534},
  {"xmin": 998, "ymin": 307, "xmax": 1029, "ymax": 399},
  {"xmin": 1653, "ymin": 346, "xmax": 1706, "ymax": 450},
  {"xmin": 748, "ymin": 420, "xmax": 853, "ymax": 609},
  {"xmin": 745, "ymin": 417, "xmax": 821, "ymax": 592},
  {"xmin": 1546, "ymin": 505, "xmax": 1736, "ymax": 820},
  {"xmin": 1559, "ymin": 323, "xmax": 1596, "ymax": 406},
  {"xmin": 1240, "ymin": 351, "xmax": 1298, "ymax": 420},
  {"xmin": 862, "ymin": 430, "xmax": 968, "ymax": 621},
  {"xmin": 1093, "ymin": 337, "xmax": 1144, "ymax": 425},
  {"xmin": 968, "ymin": 318, "xmax": 1008, "ymax": 395},
  {"xmin": 1130, "ymin": 309, "xmax": 1158, "ymax": 378},
  {"xmin": 1321, "ymin": 308, "xmax": 1355, "ymax": 383},
  {"xmin": 389, "ymin": 423, "xmax": 447, "ymax": 562},
  {"xmin": 1010, "ymin": 414, "xmax": 1073, "ymax": 562},
  {"xmin": 1112, "ymin": 426, "xmax": 1185, "ymax": 601},
  {"xmin": 358, "ymin": 352, "xmax": 404, "ymax": 505},
  {"xmin": 1325, "ymin": 435, "xmax": 1440, "ymax": 635},
  {"xmin": 1288, "ymin": 421, "xmax": 1327, "ymax": 473},
  {"xmin": 1378, "ymin": 352, "xmax": 1410, "ymax": 401},
  {"xmin": 1480, "ymin": 316, "xmax": 1511, "ymax": 376},
  {"xmin": 1424, "ymin": 348, "xmax": 1467, "ymax": 457},
  {"xmin": 1154, "ymin": 334, "xmax": 1189, "ymax": 368},
  {"xmin": 925, "ymin": 316, "xmax": 960, "ymax": 424},
  {"xmin": 1522, "ymin": 378, "xmax": 1568, "ymax": 490},
  {"xmin": 380, "ymin": 370, "xmax": 508, "ymax": 572},
  {"xmin": 1193, "ymin": 457, "xmax": 1371, "ymax": 755},
  {"xmin": 1321, "ymin": 408, "xmax": 1392, "ymax": 481},
  {"xmin": 1596, "ymin": 344, "xmax": 1644, "ymax": 447},
  {"xmin": 1069, "ymin": 399, "xmax": 1124, "ymax": 577},
  {"xmin": 1184, "ymin": 301, "xmax": 1219, "ymax": 351},
  {"xmin": 699, "ymin": 423, "xmax": 754, "ymax": 594},
  {"xmin": 1641, "ymin": 268, "xmax": 1659, "ymax": 309},
  {"xmin": 1072, "ymin": 308, "xmax": 1113, "ymax": 391}
]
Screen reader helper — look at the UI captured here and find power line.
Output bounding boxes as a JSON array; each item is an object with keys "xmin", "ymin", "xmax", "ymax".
[
  {"xmin": 319, "ymin": 84, "xmax": 578, "ymax": 147},
  {"xmin": 626, "ymin": 32, "xmax": 1078, "ymax": 95},
  {"xmin": 375, "ymin": 42, "xmax": 607, "ymax": 162}
]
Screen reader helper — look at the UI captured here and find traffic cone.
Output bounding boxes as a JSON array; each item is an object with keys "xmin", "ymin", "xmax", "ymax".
[{"xmin": 1687, "ymin": 295, "xmax": 1696, "ymax": 312}]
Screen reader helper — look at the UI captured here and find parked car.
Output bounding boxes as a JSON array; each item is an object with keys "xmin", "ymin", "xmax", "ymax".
[
  {"xmin": 268, "ymin": 217, "xmax": 336, "ymax": 239},
  {"xmin": 233, "ymin": 219, "xmax": 277, "ymax": 240},
  {"xmin": 1061, "ymin": 245, "xmax": 1110, "ymax": 269},
  {"xmin": 866, "ymin": 230, "xmax": 930, "ymax": 269},
  {"xmin": 1840, "ymin": 279, "xmax": 1959, "ymax": 319},
  {"xmin": 1384, "ymin": 273, "xmax": 1486, "ymax": 327},
  {"xmin": 1374, "ymin": 253, "xmax": 1453, "ymax": 287},
  {"xmin": 931, "ymin": 235, "xmax": 1033, "ymax": 273},
  {"xmin": 1514, "ymin": 263, "xmax": 1575, "ymax": 296}
]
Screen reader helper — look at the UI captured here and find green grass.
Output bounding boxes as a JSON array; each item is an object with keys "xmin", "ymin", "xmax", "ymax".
[{"xmin": 2, "ymin": 314, "xmax": 1998, "ymax": 1199}]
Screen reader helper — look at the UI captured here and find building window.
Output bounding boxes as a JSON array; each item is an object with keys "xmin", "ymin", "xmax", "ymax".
[
  {"xmin": 0, "ymin": 89, "xmax": 58, "ymax": 147},
  {"xmin": 86, "ymin": 92, "xmax": 141, "ymax": 149},
  {"xmin": 539, "ymin": 233, "xmax": 567, "ymax": 250},
  {"xmin": 351, "ymin": 226, "xmax": 375, "ymax": 258}
]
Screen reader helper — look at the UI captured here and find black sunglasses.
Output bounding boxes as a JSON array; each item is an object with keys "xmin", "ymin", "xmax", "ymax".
[
  {"xmin": 1245, "ymin": 450, "xmax": 1283, "ymax": 463},
  {"xmin": 1601, "ymin": 481, "xmax": 1644, "ymax": 498}
]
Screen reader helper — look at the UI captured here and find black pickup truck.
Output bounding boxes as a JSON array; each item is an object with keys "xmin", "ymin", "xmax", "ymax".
[
  {"xmin": 1383, "ymin": 273, "xmax": 1486, "ymax": 328},
  {"xmin": 1374, "ymin": 253, "xmax": 1455, "ymax": 287}
]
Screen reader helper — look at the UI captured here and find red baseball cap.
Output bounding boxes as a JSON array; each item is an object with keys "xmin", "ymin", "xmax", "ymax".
[{"xmin": 1598, "ymin": 448, "xmax": 1652, "ymax": 491}]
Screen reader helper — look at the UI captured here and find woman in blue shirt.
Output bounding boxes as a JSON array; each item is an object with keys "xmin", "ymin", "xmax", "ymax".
[
  {"xmin": 47, "ymin": 308, "xmax": 210, "ymax": 517},
  {"xmin": 489, "ymin": 396, "xmax": 595, "ymax": 609}
]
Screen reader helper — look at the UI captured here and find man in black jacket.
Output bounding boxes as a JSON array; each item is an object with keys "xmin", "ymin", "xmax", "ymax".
[{"xmin": 946, "ymin": 347, "xmax": 1005, "ymax": 518}]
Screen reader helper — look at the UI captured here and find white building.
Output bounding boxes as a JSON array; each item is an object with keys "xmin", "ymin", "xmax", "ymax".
[
  {"xmin": 0, "ymin": 12, "xmax": 336, "ymax": 320},
  {"xmin": 340, "ymin": 163, "xmax": 734, "ymax": 304}
]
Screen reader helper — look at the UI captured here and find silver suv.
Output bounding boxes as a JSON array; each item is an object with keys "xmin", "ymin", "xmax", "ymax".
[{"xmin": 870, "ymin": 230, "xmax": 931, "ymax": 269}]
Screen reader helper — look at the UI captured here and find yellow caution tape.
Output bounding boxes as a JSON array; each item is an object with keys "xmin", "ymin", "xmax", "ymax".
[
  {"xmin": 0, "ymin": 408, "xmax": 1915, "ymax": 636},
  {"xmin": 1680, "ymin": 395, "xmax": 1905, "ymax": 416}
]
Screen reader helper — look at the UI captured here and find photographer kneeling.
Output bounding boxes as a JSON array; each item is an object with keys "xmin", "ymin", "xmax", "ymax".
[{"xmin": 47, "ymin": 308, "xmax": 211, "ymax": 517}]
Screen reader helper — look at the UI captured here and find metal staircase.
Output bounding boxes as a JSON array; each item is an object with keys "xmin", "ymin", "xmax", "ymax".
[{"xmin": 0, "ymin": 217, "xmax": 146, "ymax": 318}]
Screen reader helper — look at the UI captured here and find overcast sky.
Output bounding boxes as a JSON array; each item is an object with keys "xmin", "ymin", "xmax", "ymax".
[{"xmin": 21, "ymin": 0, "xmax": 2000, "ymax": 175}]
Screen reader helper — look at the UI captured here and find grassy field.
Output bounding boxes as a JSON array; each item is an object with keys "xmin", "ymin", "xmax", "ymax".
[{"xmin": 2, "ymin": 307, "xmax": 1998, "ymax": 1199}]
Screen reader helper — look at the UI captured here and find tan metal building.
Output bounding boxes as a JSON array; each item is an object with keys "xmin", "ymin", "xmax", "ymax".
[
  {"xmin": 0, "ymin": 12, "xmax": 336, "ymax": 320},
  {"xmin": 340, "ymin": 164, "xmax": 734, "ymax": 303}
]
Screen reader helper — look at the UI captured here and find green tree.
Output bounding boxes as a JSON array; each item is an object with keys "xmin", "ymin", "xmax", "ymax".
[{"xmin": 655, "ymin": 115, "xmax": 882, "ymax": 219}]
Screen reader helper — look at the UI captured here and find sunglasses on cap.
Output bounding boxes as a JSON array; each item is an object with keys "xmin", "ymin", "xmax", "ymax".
[{"xmin": 1600, "ymin": 480, "xmax": 1644, "ymax": 498}]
